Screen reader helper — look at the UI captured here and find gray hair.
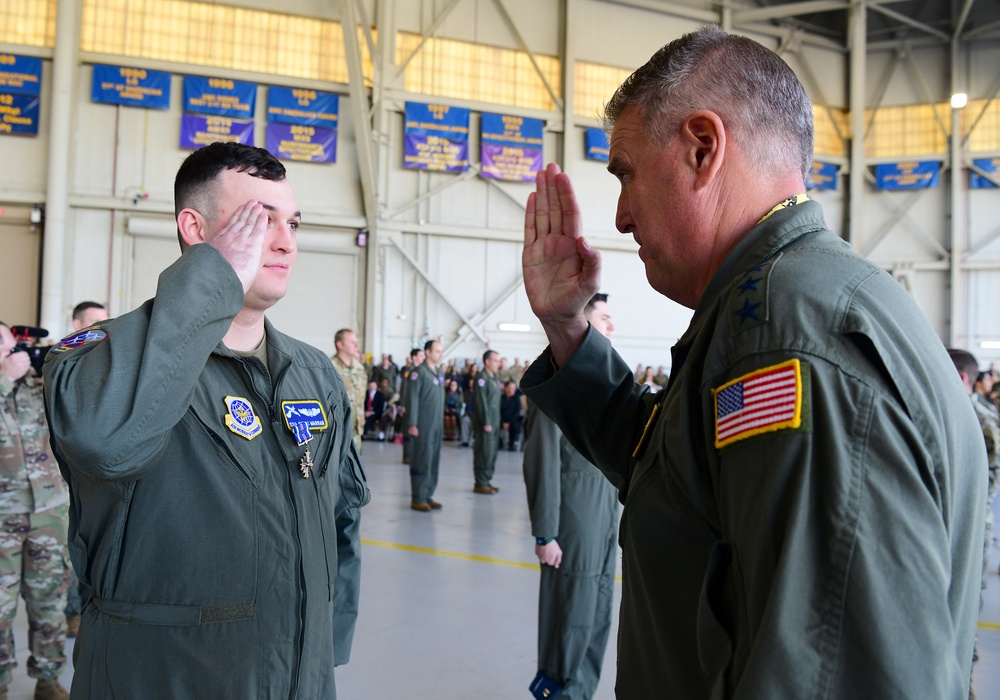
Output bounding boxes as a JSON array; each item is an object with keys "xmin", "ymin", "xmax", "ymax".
[{"xmin": 603, "ymin": 25, "xmax": 814, "ymax": 180}]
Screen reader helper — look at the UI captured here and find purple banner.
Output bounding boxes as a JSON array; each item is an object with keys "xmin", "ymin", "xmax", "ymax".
[
  {"xmin": 480, "ymin": 144, "xmax": 544, "ymax": 182},
  {"xmin": 403, "ymin": 102, "xmax": 470, "ymax": 172},
  {"xmin": 180, "ymin": 113, "xmax": 254, "ymax": 150},
  {"xmin": 266, "ymin": 123, "xmax": 336, "ymax": 163},
  {"xmin": 480, "ymin": 113, "xmax": 543, "ymax": 182}
]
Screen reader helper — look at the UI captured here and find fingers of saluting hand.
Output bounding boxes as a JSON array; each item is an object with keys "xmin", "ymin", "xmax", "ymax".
[{"xmin": 228, "ymin": 200, "xmax": 267, "ymax": 239}]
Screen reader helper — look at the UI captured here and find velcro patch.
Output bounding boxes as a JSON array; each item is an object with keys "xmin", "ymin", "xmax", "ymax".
[
  {"xmin": 47, "ymin": 328, "xmax": 108, "ymax": 360},
  {"xmin": 713, "ymin": 359, "xmax": 805, "ymax": 449}
]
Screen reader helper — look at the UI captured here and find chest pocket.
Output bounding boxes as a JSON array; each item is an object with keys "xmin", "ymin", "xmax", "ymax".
[{"xmin": 189, "ymin": 405, "xmax": 262, "ymax": 487}]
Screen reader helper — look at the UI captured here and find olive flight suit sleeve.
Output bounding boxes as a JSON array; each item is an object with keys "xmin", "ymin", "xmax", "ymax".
[
  {"xmin": 43, "ymin": 244, "xmax": 244, "ymax": 480},
  {"xmin": 706, "ymin": 350, "xmax": 979, "ymax": 699},
  {"xmin": 522, "ymin": 402, "xmax": 562, "ymax": 540},
  {"xmin": 473, "ymin": 377, "xmax": 488, "ymax": 428},
  {"xmin": 332, "ymin": 389, "xmax": 371, "ymax": 665},
  {"xmin": 405, "ymin": 368, "xmax": 421, "ymax": 429},
  {"xmin": 521, "ymin": 325, "xmax": 654, "ymax": 496}
]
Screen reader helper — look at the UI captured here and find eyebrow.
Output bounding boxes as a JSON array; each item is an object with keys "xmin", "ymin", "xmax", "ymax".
[
  {"xmin": 606, "ymin": 157, "xmax": 623, "ymax": 176},
  {"xmin": 260, "ymin": 203, "xmax": 302, "ymax": 219}
]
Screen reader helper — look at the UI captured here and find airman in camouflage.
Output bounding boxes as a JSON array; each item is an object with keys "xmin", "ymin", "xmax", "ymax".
[
  {"xmin": 331, "ymin": 329, "xmax": 368, "ymax": 452},
  {"xmin": 0, "ymin": 322, "xmax": 70, "ymax": 700}
]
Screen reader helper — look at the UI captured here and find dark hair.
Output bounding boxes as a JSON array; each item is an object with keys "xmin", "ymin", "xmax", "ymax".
[
  {"xmin": 604, "ymin": 25, "xmax": 813, "ymax": 180},
  {"xmin": 410, "ymin": 348, "xmax": 422, "ymax": 359},
  {"xmin": 585, "ymin": 293, "xmax": 608, "ymax": 314},
  {"xmin": 947, "ymin": 348, "xmax": 979, "ymax": 380},
  {"xmin": 334, "ymin": 328, "xmax": 355, "ymax": 346},
  {"xmin": 174, "ymin": 143, "xmax": 286, "ymax": 243},
  {"xmin": 72, "ymin": 301, "xmax": 106, "ymax": 321},
  {"xmin": 424, "ymin": 339, "xmax": 438, "ymax": 352},
  {"xmin": 483, "ymin": 350, "xmax": 497, "ymax": 363}
]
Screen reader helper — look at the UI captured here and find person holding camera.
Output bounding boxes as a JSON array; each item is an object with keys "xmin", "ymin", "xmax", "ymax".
[{"xmin": 0, "ymin": 322, "xmax": 71, "ymax": 700}]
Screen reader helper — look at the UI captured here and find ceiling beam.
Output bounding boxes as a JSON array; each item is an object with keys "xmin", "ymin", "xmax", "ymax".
[{"xmin": 732, "ymin": 1, "xmax": 849, "ymax": 25}]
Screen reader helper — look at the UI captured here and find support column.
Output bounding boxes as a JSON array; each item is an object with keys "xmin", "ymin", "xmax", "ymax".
[
  {"xmin": 948, "ymin": 38, "xmax": 965, "ymax": 346},
  {"xmin": 847, "ymin": 0, "xmax": 866, "ymax": 246},
  {"xmin": 39, "ymin": 0, "xmax": 80, "ymax": 336},
  {"xmin": 558, "ymin": 0, "xmax": 575, "ymax": 169}
]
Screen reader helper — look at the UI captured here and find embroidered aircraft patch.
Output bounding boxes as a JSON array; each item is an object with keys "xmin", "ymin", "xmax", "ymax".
[
  {"xmin": 713, "ymin": 359, "xmax": 804, "ymax": 449},
  {"xmin": 281, "ymin": 400, "xmax": 328, "ymax": 444}
]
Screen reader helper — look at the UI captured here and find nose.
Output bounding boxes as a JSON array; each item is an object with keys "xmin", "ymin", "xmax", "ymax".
[
  {"xmin": 615, "ymin": 192, "xmax": 634, "ymax": 234},
  {"xmin": 272, "ymin": 221, "xmax": 297, "ymax": 254}
]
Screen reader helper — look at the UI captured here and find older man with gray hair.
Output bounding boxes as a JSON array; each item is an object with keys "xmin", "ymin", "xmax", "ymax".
[{"xmin": 521, "ymin": 25, "xmax": 985, "ymax": 699}]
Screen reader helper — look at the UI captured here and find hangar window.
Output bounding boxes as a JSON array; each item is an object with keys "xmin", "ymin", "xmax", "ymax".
[
  {"xmin": 79, "ymin": 0, "xmax": 367, "ymax": 83},
  {"xmin": 965, "ymin": 99, "xmax": 1000, "ymax": 153},
  {"xmin": 573, "ymin": 61, "xmax": 631, "ymax": 121},
  {"xmin": 396, "ymin": 31, "xmax": 560, "ymax": 111},
  {"xmin": 865, "ymin": 103, "xmax": 950, "ymax": 158},
  {"xmin": 0, "ymin": 0, "xmax": 57, "ymax": 47},
  {"xmin": 813, "ymin": 107, "xmax": 848, "ymax": 157}
]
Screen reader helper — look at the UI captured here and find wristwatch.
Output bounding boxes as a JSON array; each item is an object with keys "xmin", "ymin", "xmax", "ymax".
[{"xmin": 535, "ymin": 537, "xmax": 553, "ymax": 546}]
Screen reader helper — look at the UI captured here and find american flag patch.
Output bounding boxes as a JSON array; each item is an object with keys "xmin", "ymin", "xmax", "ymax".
[{"xmin": 713, "ymin": 359, "xmax": 803, "ymax": 449}]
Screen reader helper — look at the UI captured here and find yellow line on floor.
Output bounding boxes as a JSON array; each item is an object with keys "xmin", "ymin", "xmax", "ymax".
[
  {"xmin": 362, "ymin": 538, "xmax": 540, "ymax": 570},
  {"xmin": 980, "ymin": 620, "xmax": 1000, "ymax": 632},
  {"xmin": 361, "ymin": 538, "xmax": 624, "ymax": 582}
]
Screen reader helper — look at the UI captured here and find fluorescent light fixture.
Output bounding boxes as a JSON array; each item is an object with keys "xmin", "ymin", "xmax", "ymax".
[
  {"xmin": 498, "ymin": 323, "xmax": 531, "ymax": 333},
  {"xmin": 951, "ymin": 93, "xmax": 968, "ymax": 109},
  {"xmin": 980, "ymin": 340, "xmax": 1000, "ymax": 350}
]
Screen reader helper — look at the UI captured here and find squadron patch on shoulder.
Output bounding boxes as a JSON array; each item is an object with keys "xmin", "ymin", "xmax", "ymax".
[
  {"xmin": 223, "ymin": 396, "xmax": 262, "ymax": 441},
  {"xmin": 281, "ymin": 400, "xmax": 328, "ymax": 444},
  {"xmin": 477, "ymin": 378, "xmax": 486, "ymax": 387},
  {"xmin": 410, "ymin": 372, "xmax": 419, "ymax": 381},
  {"xmin": 713, "ymin": 359, "xmax": 807, "ymax": 449},
  {"xmin": 47, "ymin": 328, "xmax": 107, "ymax": 359}
]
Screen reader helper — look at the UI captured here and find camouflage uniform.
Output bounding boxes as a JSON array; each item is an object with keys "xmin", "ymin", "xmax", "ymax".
[
  {"xmin": 973, "ymin": 394, "xmax": 1000, "ymax": 592},
  {"xmin": 0, "ymin": 372, "xmax": 70, "ymax": 688},
  {"xmin": 332, "ymin": 355, "xmax": 368, "ymax": 452}
]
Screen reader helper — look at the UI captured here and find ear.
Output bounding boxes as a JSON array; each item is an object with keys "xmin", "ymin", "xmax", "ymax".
[
  {"xmin": 177, "ymin": 208, "xmax": 210, "ymax": 248},
  {"xmin": 679, "ymin": 110, "xmax": 726, "ymax": 190}
]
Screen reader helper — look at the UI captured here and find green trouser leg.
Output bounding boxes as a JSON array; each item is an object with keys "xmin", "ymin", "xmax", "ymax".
[{"xmin": 473, "ymin": 430, "xmax": 499, "ymax": 486}]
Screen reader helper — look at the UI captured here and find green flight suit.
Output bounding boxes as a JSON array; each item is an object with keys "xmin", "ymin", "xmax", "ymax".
[
  {"xmin": 43, "ymin": 244, "xmax": 370, "ymax": 699},
  {"xmin": 523, "ymin": 403, "xmax": 618, "ymax": 699},
  {"xmin": 523, "ymin": 200, "xmax": 986, "ymax": 698},
  {"xmin": 472, "ymin": 371, "xmax": 501, "ymax": 487},
  {"xmin": 405, "ymin": 362, "xmax": 444, "ymax": 504}
]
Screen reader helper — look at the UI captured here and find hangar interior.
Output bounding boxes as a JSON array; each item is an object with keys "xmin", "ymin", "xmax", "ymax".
[
  {"xmin": 1, "ymin": 0, "xmax": 999, "ymax": 370},
  {"xmin": 3, "ymin": 0, "xmax": 1000, "ymax": 698}
]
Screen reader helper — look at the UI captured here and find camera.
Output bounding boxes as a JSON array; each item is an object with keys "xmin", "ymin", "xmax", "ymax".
[{"xmin": 10, "ymin": 326, "xmax": 49, "ymax": 377}]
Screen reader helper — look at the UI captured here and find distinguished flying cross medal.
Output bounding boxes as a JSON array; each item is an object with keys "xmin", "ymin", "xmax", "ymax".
[
  {"xmin": 281, "ymin": 400, "xmax": 329, "ymax": 478},
  {"xmin": 223, "ymin": 396, "xmax": 262, "ymax": 441}
]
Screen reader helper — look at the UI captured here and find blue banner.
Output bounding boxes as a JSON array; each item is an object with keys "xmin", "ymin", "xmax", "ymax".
[
  {"xmin": 480, "ymin": 112, "xmax": 544, "ymax": 182},
  {"xmin": 806, "ymin": 162, "xmax": 838, "ymax": 191},
  {"xmin": 92, "ymin": 64, "xmax": 171, "ymax": 110},
  {"xmin": 183, "ymin": 76, "xmax": 255, "ymax": 118},
  {"xmin": 266, "ymin": 123, "xmax": 336, "ymax": 163},
  {"xmin": 267, "ymin": 87, "xmax": 338, "ymax": 129},
  {"xmin": 970, "ymin": 158, "xmax": 1000, "ymax": 189},
  {"xmin": 585, "ymin": 127, "xmax": 609, "ymax": 162},
  {"xmin": 0, "ymin": 54, "xmax": 42, "ymax": 95},
  {"xmin": 403, "ymin": 102, "xmax": 469, "ymax": 173},
  {"xmin": 180, "ymin": 113, "xmax": 254, "ymax": 150},
  {"xmin": 0, "ymin": 93, "xmax": 40, "ymax": 136},
  {"xmin": 874, "ymin": 161, "xmax": 940, "ymax": 190}
]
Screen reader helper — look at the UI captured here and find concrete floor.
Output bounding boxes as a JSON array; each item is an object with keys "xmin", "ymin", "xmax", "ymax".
[{"xmin": 4, "ymin": 438, "xmax": 999, "ymax": 698}]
